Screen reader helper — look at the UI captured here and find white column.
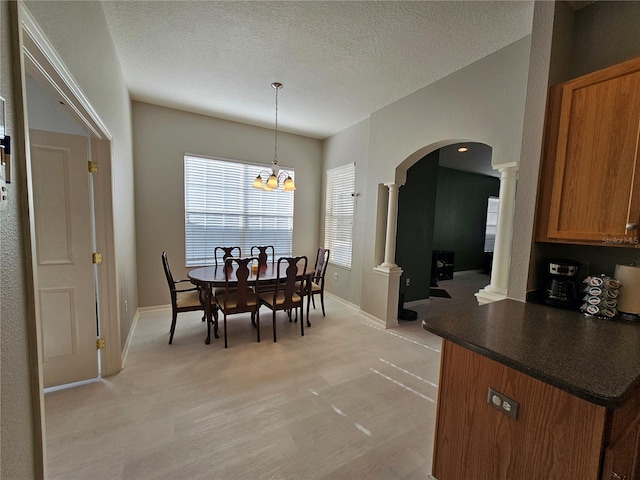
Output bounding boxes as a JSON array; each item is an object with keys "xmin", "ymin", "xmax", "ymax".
[
  {"xmin": 372, "ymin": 183, "xmax": 402, "ymax": 328},
  {"xmin": 381, "ymin": 183, "xmax": 399, "ymax": 268},
  {"xmin": 476, "ymin": 164, "xmax": 518, "ymax": 305}
]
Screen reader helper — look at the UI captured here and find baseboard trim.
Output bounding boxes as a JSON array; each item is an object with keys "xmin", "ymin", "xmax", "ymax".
[
  {"xmin": 137, "ymin": 303, "xmax": 172, "ymax": 313},
  {"xmin": 121, "ymin": 308, "xmax": 141, "ymax": 368},
  {"xmin": 324, "ymin": 291, "xmax": 358, "ymax": 311},
  {"xmin": 323, "ymin": 292, "xmax": 387, "ymax": 327}
]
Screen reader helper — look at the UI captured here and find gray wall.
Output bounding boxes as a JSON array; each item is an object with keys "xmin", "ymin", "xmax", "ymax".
[{"xmin": 571, "ymin": 1, "xmax": 640, "ymax": 79}]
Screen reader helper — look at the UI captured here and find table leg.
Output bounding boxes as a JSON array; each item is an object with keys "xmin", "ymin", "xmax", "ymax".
[
  {"xmin": 205, "ymin": 285, "xmax": 212, "ymax": 344},
  {"xmin": 306, "ymin": 274, "xmax": 312, "ymax": 327}
]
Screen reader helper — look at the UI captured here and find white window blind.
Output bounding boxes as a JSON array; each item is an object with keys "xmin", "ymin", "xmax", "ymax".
[
  {"xmin": 324, "ymin": 163, "xmax": 355, "ymax": 269},
  {"xmin": 484, "ymin": 196, "xmax": 500, "ymax": 253},
  {"xmin": 184, "ymin": 155, "xmax": 294, "ymax": 266}
]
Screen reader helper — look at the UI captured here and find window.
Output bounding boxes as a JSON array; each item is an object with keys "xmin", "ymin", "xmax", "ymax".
[
  {"xmin": 184, "ymin": 155, "xmax": 294, "ymax": 266},
  {"xmin": 324, "ymin": 163, "xmax": 355, "ymax": 269},
  {"xmin": 484, "ymin": 196, "xmax": 500, "ymax": 253}
]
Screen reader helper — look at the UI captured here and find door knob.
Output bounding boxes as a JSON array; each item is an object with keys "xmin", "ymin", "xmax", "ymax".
[{"xmin": 626, "ymin": 223, "xmax": 638, "ymax": 230}]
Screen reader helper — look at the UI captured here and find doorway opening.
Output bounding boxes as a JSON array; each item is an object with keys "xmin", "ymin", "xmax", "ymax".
[
  {"xmin": 20, "ymin": 7, "xmax": 121, "ymax": 387},
  {"xmin": 395, "ymin": 141, "xmax": 497, "ymax": 320}
]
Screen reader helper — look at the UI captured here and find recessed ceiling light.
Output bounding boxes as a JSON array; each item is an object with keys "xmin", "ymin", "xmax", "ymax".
[{"xmin": 457, "ymin": 146, "xmax": 468, "ymax": 153}]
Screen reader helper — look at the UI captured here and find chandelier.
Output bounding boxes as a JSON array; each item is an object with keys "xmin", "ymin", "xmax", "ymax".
[{"xmin": 252, "ymin": 82, "xmax": 296, "ymax": 192}]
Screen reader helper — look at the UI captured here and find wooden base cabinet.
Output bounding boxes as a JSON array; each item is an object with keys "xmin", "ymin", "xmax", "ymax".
[
  {"xmin": 431, "ymin": 340, "xmax": 640, "ymax": 480},
  {"xmin": 602, "ymin": 382, "xmax": 640, "ymax": 480},
  {"xmin": 536, "ymin": 56, "xmax": 640, "ymax": 247}
]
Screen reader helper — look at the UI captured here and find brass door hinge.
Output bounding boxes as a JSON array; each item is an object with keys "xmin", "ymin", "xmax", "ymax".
[
  {"xmin": 92, "ymin": 252, "xmax": 102, "ymax": 264},
  {"xmin": 88, "ymin": 161, "xmax": 98, "ymax": 173},
  {"xmin": 96, "ymin": 338, "xmax": 106, "ymax": 350}
]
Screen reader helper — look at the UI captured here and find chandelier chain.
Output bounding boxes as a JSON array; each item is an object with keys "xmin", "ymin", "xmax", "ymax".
[{"xmin": 273, "ymin": 83, "xmax": 279, "ymax": 165}]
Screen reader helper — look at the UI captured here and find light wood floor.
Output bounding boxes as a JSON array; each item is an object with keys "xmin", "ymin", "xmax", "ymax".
[{"xmin": 44, "ymin": 272, "xmax": 487, "ymax": 480}]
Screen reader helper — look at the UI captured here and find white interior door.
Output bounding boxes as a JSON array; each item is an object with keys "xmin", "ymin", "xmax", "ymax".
[{"xmin": 30, "ymin": 129, "xmax": 99, "ymax": 388}]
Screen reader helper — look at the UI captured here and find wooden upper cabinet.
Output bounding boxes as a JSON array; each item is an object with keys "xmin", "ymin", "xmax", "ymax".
[{"xmin": 537, "ymin": 56, "xmax": 640, "ymax": 246}]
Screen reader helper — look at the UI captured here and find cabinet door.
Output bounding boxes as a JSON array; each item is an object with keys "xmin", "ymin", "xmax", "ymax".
[
  {"xmin": 601, "ymin": 425, "xmax": 640, "ymax": 480},
  {"xmin": 432, "ymin": 340, "xmax": 607, "ymax": 480},
  {"xmin": 546, "ymin": 58, "xmax": 640, "ymax": 245},
  {"xmin": 602, "ymin": 385, "xmax": 640, "ymax": 480}
]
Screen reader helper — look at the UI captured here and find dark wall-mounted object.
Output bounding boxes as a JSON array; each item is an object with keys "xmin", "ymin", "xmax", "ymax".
[
  {"xmin": 1, "ymin": 135, "xmax": 11, "ymax": 183},
  {"xmin": 0, "ymin": 95, "xmax": 9, "ymax": 183}
]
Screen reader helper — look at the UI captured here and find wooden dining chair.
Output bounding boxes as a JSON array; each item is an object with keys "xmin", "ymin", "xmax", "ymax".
[
  {"xmin": 213, "ymin": 246, "xmax": 242, "ymax": 296},
  {"xmin": 250, "ymin": 245, "xmax": 275, "ymax": 267},
  {"xmin": 162, "ymin": 251, "xmax": 214, "ymax": 344},
  {"xmin": 259, "ymin": 256, "xmax": 308, "ymax": 342},
  {"xmin": 296, "ymin": 248, "xmax": 330, "ymax": 320},
  {"xmin": 214, "ymin": 246, "xmax": 241, "ymax": 266},
  {"xmin": 214, "ymin": 256, "xmax": 261, "ymax": 348},
  {"xmin": 309, "ymin": 248, "xmax": 330, "ymax": 316}
]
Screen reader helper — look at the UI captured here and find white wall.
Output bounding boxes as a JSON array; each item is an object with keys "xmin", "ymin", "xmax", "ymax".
[
  {"xmin": 132, "ymin": 102, "xmax": 323, "ymax": 307},
  {"xmin": 322, "ymin": 118, "xmax": 370, "ymax": 306},
  {"xmin": 25, "ymin": 75, "xmax": 88, "ymax": 136},
  {"xmin": 24, "ymin": 0, "xmax": 138, "ymax": 348}
]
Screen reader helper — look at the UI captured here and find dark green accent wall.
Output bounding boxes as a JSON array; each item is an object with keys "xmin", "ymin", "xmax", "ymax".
[
  {"xmin": 396, "ymin": 161, "xmax": 499, "ymax": 303},
  {"xmin": 396, "ymin": 151, "xmax": 439, "ymax": 302},
  {"xmin": 433, "ymin": 167, "xmax": 499, "ymax": 272}
]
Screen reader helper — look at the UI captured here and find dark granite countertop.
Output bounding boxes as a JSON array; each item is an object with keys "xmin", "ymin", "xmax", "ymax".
[{"xmin": 422, "ymin": 299, "xmax": 640, "ymax": 408}]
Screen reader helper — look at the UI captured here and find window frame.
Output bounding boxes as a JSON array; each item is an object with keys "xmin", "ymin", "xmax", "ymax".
[
  {"xmin": 184, "ymin": 154, "xmax": 295, "ymax": 267},
  {"xmin": 324, "ymin": 163, "xmax": 356, "ymax": 270}
]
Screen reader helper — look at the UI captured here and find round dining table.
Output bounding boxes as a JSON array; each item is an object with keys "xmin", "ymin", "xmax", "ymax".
[{"xmin": 188, "ymin": 263, "xmax": 315, "ymax": 344}]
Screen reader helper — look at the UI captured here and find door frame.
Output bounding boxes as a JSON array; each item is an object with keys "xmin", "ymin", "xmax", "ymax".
[{"xmin": 16, "ymin": 0, "xmax": 121, "ymax": 408}]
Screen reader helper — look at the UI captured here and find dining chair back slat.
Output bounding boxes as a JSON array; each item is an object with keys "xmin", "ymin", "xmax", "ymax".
[
  {"xmin": 250, "ymin": 245, "xmax": 275, "ymax": 267},
  {"xmin": 215, "ymin": 256, "xmax": 260, "ymax": 348},
  {"xmin": 214, "ymin": 246, "xmax": 241, "ymax": 267},
  {"xmin": 259, "ymin": 256, "xmax": 308, "ymax": 342}
]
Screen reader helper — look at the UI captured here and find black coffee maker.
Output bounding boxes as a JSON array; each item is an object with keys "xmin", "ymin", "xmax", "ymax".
[{"xmin": 543, "ymin": 259, "xmax": 582, "ymax": 309}]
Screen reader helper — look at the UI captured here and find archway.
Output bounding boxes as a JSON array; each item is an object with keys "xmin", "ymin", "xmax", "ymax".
[
  {"xmin": 374, "ymin": 139, "xmax": 518, "ymax": 327},
  {"xmin": 396, "ymin": 141, "xmax": 497, "ymax": 311}
]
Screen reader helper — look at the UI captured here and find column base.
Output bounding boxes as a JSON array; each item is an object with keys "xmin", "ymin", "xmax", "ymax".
[
  {"xmin": 372, "ymin": 265, "xmax": 403, "ymax": 328},
  {"xmin": 475, "ymin": 285, "xmax": 508, "ymax": 305}
]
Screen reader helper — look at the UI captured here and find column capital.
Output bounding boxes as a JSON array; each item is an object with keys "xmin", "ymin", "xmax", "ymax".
[
  {"xmin": 384, "ymin": 183, "xmax": 399, "ymax": 192},
  {"xmin": 492, "ymin": 161, "xmax": 518, "ymax": 171},
  {"xmin": 495, "ymin": 163, "xmax": 519, "ymax": 179}
]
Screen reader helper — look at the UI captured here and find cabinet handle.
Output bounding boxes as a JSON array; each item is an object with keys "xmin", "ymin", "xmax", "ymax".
[
  {"xmin": 626, "ymin": 223, "xmax": 638, "ymax": 230},
  {"xmin": 611, "ymin": 472, "xmax": 627, "ymax": 480}
]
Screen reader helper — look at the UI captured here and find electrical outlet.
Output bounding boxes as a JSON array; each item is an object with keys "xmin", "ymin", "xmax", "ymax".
[
  {"xmin": 0, "ymin": 179, "xmax": 8, "ymax": 211},
  {"xmin": 487, "ymin": 387, "xmax": 519, "ymax": 420},
  {"xmin": 405, "ymin": 278, "xmax": 411, "ymax": 286}
]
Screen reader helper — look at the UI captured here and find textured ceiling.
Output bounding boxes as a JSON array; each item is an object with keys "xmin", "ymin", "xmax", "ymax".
[{"xmin": 100, "ymin": 1, "xmax": 535, "ymax": 140}]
